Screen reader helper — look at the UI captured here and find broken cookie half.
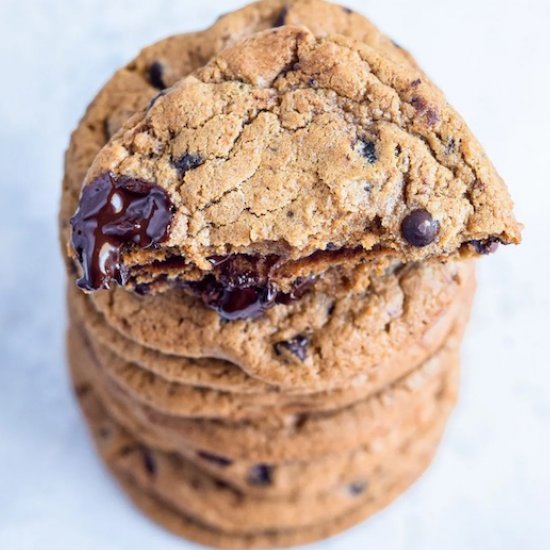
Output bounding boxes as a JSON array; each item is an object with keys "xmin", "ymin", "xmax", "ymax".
[{"xmin": 69, "ymin": 26, "xmax": 521, "ymax": 320}]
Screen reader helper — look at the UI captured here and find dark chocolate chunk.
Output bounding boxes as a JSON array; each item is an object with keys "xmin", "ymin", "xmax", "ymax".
[
  {"xmin": 349, "ymin": 480, "xmax": 368, "ymax": 495},
  {"xmin": 359, "ymin": 139, "xmax": 377, "ymax": 164},
  {"xmin": 148, "ymin": 61, "xmax": 166, "ymax": 90},
  {"xmin": 274, "ymin": 334, "xmax": 309, "ymax": 361},
  {"xmin": 185, "ymin": 276, "xmax": 278, "ymax": 321},
  {"xmin": 197, "ymin": 451, "xmax": 233, "ymax": 467},
  {"xmin": 401, "ymin": 208, "xmax": 439, "ymax": 247},
  {"xmin": 469, "ymin": 238, "xmax": 500, "ymax": 255},
  {"xmin": 70, "ymin": 172, "xmax": 173, "ymax": 291},
  {"xmin": 343, "ymin": 7, "xmax": 354, "ymax": 14},
  {"xmin": 183, "ymin": 255, "xmax": 315, "ymax": 321},
  {"xmin": 273, "ymin": 6, "xmax": 289, "ymax": 27},
  {"xmin": 247, "ymin": 464, "xmax": 273, "ymax": 486},
  {"xmin": 172, "ymin": 153, "xmax": 203, "ymax": 174}
]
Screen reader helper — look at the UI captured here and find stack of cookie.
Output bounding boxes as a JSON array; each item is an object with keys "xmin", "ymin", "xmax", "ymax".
[{"xmin": 60, "ymin": 1, "xmax": 520, "ymax": 547}]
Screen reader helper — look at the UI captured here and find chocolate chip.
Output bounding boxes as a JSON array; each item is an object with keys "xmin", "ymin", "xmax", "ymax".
[
  {"xmin": 70, "ymin": 173, "xmax": 173, "ymax": 291},
  {"xmin": 401, "ymin": 208, "xmax": 439, "ymax": 247},
  {"xmin": 247, "ymin": 464, "xmax": 273, "ymax": 486},
  {"xmin": 197, "ymin": 451, "xmax": 233, "ymax": 467},
  {"xmin": 172, "ymin": 153, "xmax": 203, "ymax": 174},
  {"xmin": 343, "ymin": 7, "xmax": 354, "ymax": 14},
  {"xmin": 468, "ymin": 238, "xmax": 500, "ymax": 255},
  {"xmin": 148, "ymin": 61, "xmax": 166, "ymax": 90},
  {"xmin": 411, "ymin": 78, "xmax": 422, "ymax": 88},
  {"xmin": 273, "ymin": 6, "xmax": 289, "ymax": 27},
  {"xmin": 349, "ymin": 480, "xmax": 367, "ymax": 495},
  {"xmin": 141, "ymin": 447, "xmax": 156, "ymax": 476},
  {"xmin": 358, "ymin": 139, "xmax": 377, "ymax": 164},
  {"xmin": 274, "ymin": 334, "xmax": 309, "ymax": 361}
]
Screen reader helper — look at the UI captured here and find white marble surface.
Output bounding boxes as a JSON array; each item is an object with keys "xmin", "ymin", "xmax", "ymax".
[{"xmin": 0, "ymin": 0, "xmax": 548, "ymax": 548}]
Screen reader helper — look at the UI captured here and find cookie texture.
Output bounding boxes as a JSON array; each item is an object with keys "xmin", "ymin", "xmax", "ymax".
[
  {"xmin": 74, "ymin": 374, "xmax": 443, "ymax": 548},
  {"xmin": 70, "ymin": 26, "xmax": 519, "ymax": 301},
  {"xmin": 60, "ymin": 0, "xmax": 418, "ymax": 267}
]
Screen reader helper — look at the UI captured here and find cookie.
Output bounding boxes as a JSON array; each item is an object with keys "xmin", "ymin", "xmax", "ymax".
[
  {"xmin": 60, "ymin": 0, "xmax": 418, "ymax": 265},
  {"xmin": 69, "ymin": 26, "xmax": 519, "ymax": 306},
  {"xmin": 69, "ymin": 320, "xmax": 461, "ymax": 462},
  {"xmin": 75, "ymin": 375, "xmax": 445, "ymax": 543},
  {"xmin": 69, "ymin": 276, "xmax": 471, "ymax": 420},
  {"xmin": 89, "ymin": 260, "xmax": 475, "ymax": 390}
]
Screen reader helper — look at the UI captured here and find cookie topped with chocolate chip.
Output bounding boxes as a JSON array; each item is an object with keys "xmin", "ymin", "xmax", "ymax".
[
  {"xmin": 69, "ymin": 25, "xmax": 520, "ymax": 311},
  {"xmin": 61, "ymin": 1, "xmax": 521, "ymax": 546}
]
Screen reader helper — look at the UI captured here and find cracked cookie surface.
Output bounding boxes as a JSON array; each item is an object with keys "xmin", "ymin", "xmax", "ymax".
[{"xmin": 70, "ymin": 25, "xmax": 519, "ymax": 301}]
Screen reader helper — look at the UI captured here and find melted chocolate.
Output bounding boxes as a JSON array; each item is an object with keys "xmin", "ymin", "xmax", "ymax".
[
  {"xmin": 184, "ymin": 254, "xmax": 315, "ymax": 321},
  {"xmin": 70, "ymin": 173, "xmax": 173, "ymax": 291},
  {"xmin": 401, "ymin": 208, "xmax": 439, "ymax": 247}
]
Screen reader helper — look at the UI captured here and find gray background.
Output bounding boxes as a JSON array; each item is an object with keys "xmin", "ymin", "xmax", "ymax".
[{"xmin": 0, "ymin": 0, "xmax": 548, "ymax": 548}]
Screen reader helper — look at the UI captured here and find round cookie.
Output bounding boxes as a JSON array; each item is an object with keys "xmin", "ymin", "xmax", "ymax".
[
  {"xmin": 89, "ymin": 260, "xmax": 475, "ymax": 390},
  {"xmin": 70, "ymin": 259, "xmax": 474, "ymax": 395},
  {"xmin": 70, "ymin": 26, "xmax": 519, "ymax": 300},
  {"xmin": 69, "ymin": 322, "xmax": 461, "ymax": 462},
  {"xmin": 69, "ymin": 275, "xmax": 472, "ymax": 420},
  {"xmin": 74, "ymin": 375, "xmax": 445, "ymax": 544},
  {"xmin": 60, "ymin": 0, "xmax": 419, "ymax": 262}
]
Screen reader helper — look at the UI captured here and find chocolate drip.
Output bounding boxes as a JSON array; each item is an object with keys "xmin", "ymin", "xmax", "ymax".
[{"xmin": 70, "ymin": 173, "xmax": 173, "ymax": 291}]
